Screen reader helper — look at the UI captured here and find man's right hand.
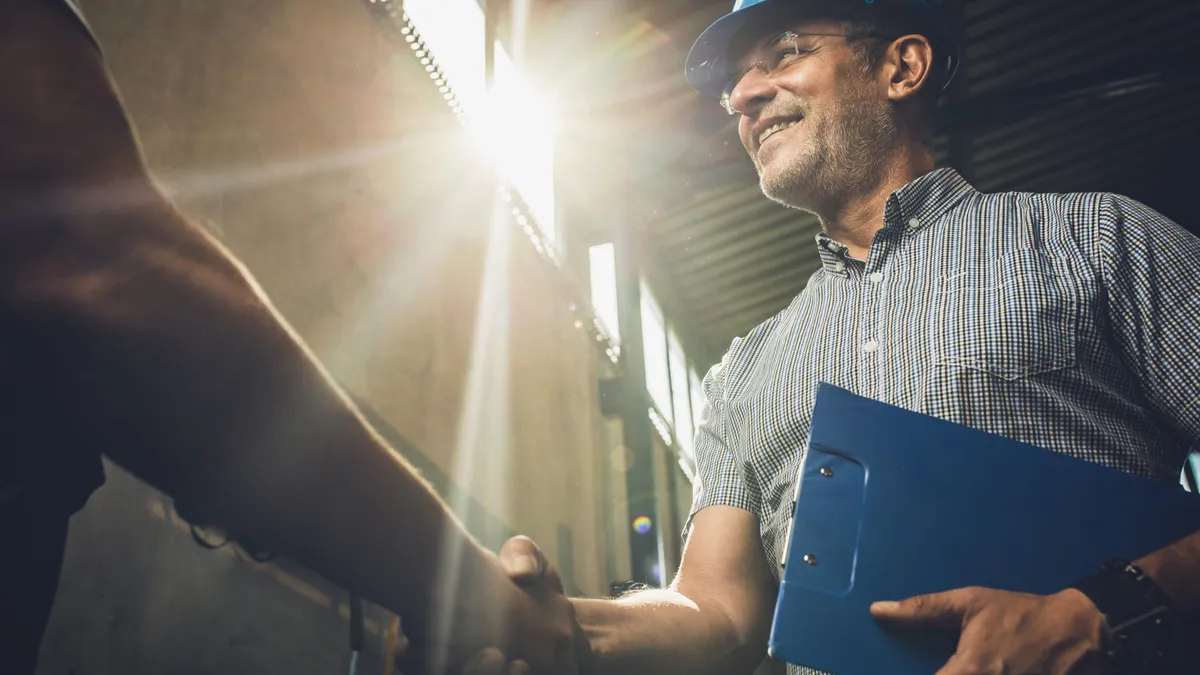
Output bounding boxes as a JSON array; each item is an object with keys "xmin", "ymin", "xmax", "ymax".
[
  {"xmin": 461, "ymin": 507, "xmax": 777, "ymax": 675},
  {"xmin": 394, "ymin": 536, "xmax": 588, "ymax": 675},
  {"xmin": 456, "ymin": 536, "xmax": 592, "ymax": 675},
  {"xmin": 499, "ymin": 535, "xmax": 590, "ymax": 675}
]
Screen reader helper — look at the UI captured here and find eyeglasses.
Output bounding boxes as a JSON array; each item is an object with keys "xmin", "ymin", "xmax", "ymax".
[{"xmin": 720, "ymin": 30, "xmax": 883, "ymax": 115}]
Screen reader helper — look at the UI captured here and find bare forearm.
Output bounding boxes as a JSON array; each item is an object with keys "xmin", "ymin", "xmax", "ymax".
[
  {"xmin": 0, "ymin": 6, "xmax": 533, "ymax": 664},
  {"xmin": 1136, "ymin": 528, "xmax": 1200, "ymax": 617},
  {"xmin": 573, "ymin": 589, "xmax": 765, "ymax": 675},
  {"xmin": 1, "ymin": 195, "xmax": 523, "ymax": 651}
]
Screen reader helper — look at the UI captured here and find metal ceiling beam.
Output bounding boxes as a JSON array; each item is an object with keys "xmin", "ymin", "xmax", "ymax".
[
  {"xmin": 965, "ymin": 1, "xmax": 1191, "ymax": 87},
  {"xmin": 966, "ymin": 0, "xmax": 1132, "ymax": 67},
  {"xmin": 652, "ymin": 191, "xmax": 782, "ymax": 247},
  {"xmin": 692, "ymin": 287, "xmax": 801, "ymax": 333},
  {"xmin": 664, "ymin": 209, "xmax": 809, "ymax": 268},
  {"xmin": 675, "ymin": 248, "xmax": 812, "ymax": 302},
  {"xmin": 944, "ymin": 0, "xmax": 975, "ymax": 182},
  {"xmin": 938, "ymin": 50, "xmax": 1196, "ymax": 134},
  {"xmin": 691, "ymin": 264, "xmax": 813, "ymax": 311},
  {"xmin": 668, "ymin": 222, "xmax": 816, "ymax": 290},
  {"xmin": 650, "ymin": 183, "xmax": 768, "ymax": 238},
  {"xmin": 972, "ymin": 95, "xmax": 1187, "ymax": 188},
  {"xmin": 997, "ymin": 127, "xmax": 1189, "ymax": 196},
  {"xmin": 660, "ymin": 205, "xmax": 804, "ymax": 269}
]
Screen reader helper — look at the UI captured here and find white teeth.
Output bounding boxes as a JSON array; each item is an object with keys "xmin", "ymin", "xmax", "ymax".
[{"xmin": 758, "ymin": 119, "xmax": 800, "ymax": 146}]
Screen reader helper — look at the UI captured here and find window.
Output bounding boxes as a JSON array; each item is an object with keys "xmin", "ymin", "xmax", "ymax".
[
  {"xmin": 669, "ymin": 329, "xmax": 693, "ymax": 458},
  {"xmin": 588, "ymin": 243, "xmax": 620, "ymax": 343},
  {"xmin": 641, "ymin": 281, "xmax": 672, "ymax": 426},
  {"xmin": 404, "ymin": 0, "xmax": 556, "ymax": 241},
  {"xmin": 488, "ymin": 48, "xmax": 556, "ymax": 239}
]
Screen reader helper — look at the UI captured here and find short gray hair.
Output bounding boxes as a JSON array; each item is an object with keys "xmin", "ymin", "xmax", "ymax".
[{"xmin": 840, "ymin": 14, "xmax": 945, "ymax": 145}]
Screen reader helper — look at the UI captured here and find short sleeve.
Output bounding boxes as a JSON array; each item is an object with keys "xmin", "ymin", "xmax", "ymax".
[
  {"xmin": 1096, "ymin": 194, "xmax": 1200, "ymax": 447},
  {"xmin": 681, "ymin": 352, "xmax": 759, "ymax": 542}
]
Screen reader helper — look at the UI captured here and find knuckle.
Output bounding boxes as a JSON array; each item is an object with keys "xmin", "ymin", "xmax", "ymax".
[{"xmin": 962, "ymin": 586, "xmax": 988, "ymax": 600}]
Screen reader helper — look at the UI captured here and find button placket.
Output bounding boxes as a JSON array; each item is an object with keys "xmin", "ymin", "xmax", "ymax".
[
  {"xmin": 857, "ymin": 301, "xmax": 881, "ymax": 399},
  {"xmin": 857, "ymin": 232, "xmax": 894, "ymax": 400}
]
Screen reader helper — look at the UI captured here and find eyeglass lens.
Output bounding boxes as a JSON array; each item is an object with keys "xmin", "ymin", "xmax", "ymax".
[{"xmin": 721, "ymin": 32, "xmax": 802, "ymax": 114}]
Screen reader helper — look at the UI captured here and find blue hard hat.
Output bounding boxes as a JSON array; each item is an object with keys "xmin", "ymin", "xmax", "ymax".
[{"xmin": 685, "ymin": 0, "xmax": 961, "ymax": 99}]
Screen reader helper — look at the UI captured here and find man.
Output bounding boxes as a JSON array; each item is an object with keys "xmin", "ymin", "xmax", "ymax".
[
  {"xmin": 476, "ymin": 1, "xmax": 1200, "ymax": 674},
  {"xmin": 0, "ymin": 1, "xmax": 581, "ymax": 673}
]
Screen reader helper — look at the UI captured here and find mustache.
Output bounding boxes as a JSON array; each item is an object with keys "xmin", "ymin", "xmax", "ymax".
[{"xmin": 756, "ymin": 102, "xmax": 809, "ymax": 120}]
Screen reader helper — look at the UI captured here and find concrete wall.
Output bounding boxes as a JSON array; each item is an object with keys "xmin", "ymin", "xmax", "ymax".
[{"xmin": 36, "ymin": 0, "xmax": 654, "ymax": 672}]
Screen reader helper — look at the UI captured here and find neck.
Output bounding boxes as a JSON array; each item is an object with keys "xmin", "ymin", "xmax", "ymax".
[{"xmin": 818, "ymin": 142, "xmax": 935, "ymax": 261}]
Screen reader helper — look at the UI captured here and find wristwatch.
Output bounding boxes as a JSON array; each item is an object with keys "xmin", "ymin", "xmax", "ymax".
[{"xmin": 1070, "ymin": 559, "xmax": 1186, "ymax": 674}]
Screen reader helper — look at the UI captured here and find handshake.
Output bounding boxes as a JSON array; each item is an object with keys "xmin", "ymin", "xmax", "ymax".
[{"xmin": 394, "ymin": 536, "xmax": 594, "ymax": 675}]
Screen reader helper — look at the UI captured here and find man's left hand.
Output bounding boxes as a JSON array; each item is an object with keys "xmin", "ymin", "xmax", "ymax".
[{"xmin": 870, "ymin": 587, "xmax": 1113, "ymax": 675}]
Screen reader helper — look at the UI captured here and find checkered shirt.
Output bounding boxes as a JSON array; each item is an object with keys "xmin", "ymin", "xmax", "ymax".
[{"xmin": 685, "ymin": 167, "xmax": 1200, "ymax": 675}]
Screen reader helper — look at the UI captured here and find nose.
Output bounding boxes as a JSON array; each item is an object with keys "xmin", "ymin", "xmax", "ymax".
[{"xmin": 727, "ymin": 68, "xmax": 777, "ymax": 116}]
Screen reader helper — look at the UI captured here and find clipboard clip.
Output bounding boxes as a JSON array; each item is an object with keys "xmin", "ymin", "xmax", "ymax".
[{"xmin": 778, "ymin": 445, "xmax": 867, "ymax": 594}]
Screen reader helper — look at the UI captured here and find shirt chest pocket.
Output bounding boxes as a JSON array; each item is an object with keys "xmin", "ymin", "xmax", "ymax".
[{"xmin": 932, "ymin": 249, "xmax": 1078, "ymax": 380}]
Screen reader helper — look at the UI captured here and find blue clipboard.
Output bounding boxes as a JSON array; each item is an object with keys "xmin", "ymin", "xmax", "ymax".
[{"xmin": 769, "ymin": 384, "xmax": 1200, "ymax": 675}]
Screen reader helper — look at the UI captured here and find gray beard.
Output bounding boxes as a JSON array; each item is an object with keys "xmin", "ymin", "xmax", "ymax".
[{"xmin": 757, "ymin": 83, "xmax": 899, "ymax": 216}]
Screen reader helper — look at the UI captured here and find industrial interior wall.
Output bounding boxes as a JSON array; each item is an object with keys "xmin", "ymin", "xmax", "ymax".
[
  {"xmin": 35, "ymin": 1, "xmax": 626, "ymax": 672},
  {"xmin": 651, "ymin": 435, "xmax": 683, "ymax": 582}
]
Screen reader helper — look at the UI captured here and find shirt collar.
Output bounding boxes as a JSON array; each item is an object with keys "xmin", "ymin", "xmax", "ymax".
[
  {"xmin": 814, "ymin": 167, "xmax": 977, "ymax": 271},
  {"xmin": 815, "ymin": 233, "xmax": 851, "ymax": 273},
  {"xmin": 883, "ymin": 167, "xmax": 976, "ymax": 232}
]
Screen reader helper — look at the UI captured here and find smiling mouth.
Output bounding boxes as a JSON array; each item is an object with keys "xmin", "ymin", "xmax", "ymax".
[{"xmin": 757, "ymin": 117, "xmax": 803, "ymax": 148}]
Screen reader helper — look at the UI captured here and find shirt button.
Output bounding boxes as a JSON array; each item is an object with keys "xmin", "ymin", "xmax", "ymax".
[
  {"xmin": 832, "ymin": 262, "xmax": 845, "ymax": 273},
  {"xmin": 862, "ymin": 339, "xmax": 879, "ymax": 353},
  {"xmin": 907, "ymin": 217, "xmax": 921, "ymax": 230},
  {"xmin": 868, "ymin": 272, "xmax": 884, "ymax": 284}
]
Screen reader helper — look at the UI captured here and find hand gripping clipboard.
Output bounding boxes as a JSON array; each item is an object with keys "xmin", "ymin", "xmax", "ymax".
[{"xmin": 769, "ymin": 384, "xmax": 1200, "ymax": 675}]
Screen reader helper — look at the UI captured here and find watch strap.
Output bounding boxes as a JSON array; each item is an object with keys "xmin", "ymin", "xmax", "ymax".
[{"xmin": 1070, "ymin": 559, "xmax": 1185, "ymax": 674}]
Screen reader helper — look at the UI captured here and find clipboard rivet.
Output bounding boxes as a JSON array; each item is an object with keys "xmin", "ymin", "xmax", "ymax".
[
  {"xmin": 802, "ymin": 554, "xmax": 819, "ymax": 566},
  {"xmin": 819, "ymin": 467, "xmax": 834, "ymax": 478}
]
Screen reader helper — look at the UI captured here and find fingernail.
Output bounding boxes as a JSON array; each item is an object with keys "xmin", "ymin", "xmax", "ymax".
[
  {"xmin": 871, "ymin": 601, "xmax": 900, "ymax": 612},
  {"xmin": 511, "ymin": 555, "xmax": 539, "ymax": 576}
]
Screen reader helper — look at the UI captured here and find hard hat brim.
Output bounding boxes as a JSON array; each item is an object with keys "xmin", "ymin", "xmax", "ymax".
[{"xmin": 685, "ymin": 0, "xmax": 791, "ymax": 99}]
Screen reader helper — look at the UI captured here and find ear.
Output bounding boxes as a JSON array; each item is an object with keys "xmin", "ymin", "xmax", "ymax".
[{"xmin": 883, "ymin": 34, "xmax": 935, "ymax": 103}]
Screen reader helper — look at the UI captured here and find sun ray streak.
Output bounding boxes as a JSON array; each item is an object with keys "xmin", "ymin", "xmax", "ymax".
[
  {"xmin": 9, "ymin": 135, "xmax": 460, "ymax": 219},
  {"xmin": 428, "ymin": 185, "xmax": 512, "ymax": 672}
]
